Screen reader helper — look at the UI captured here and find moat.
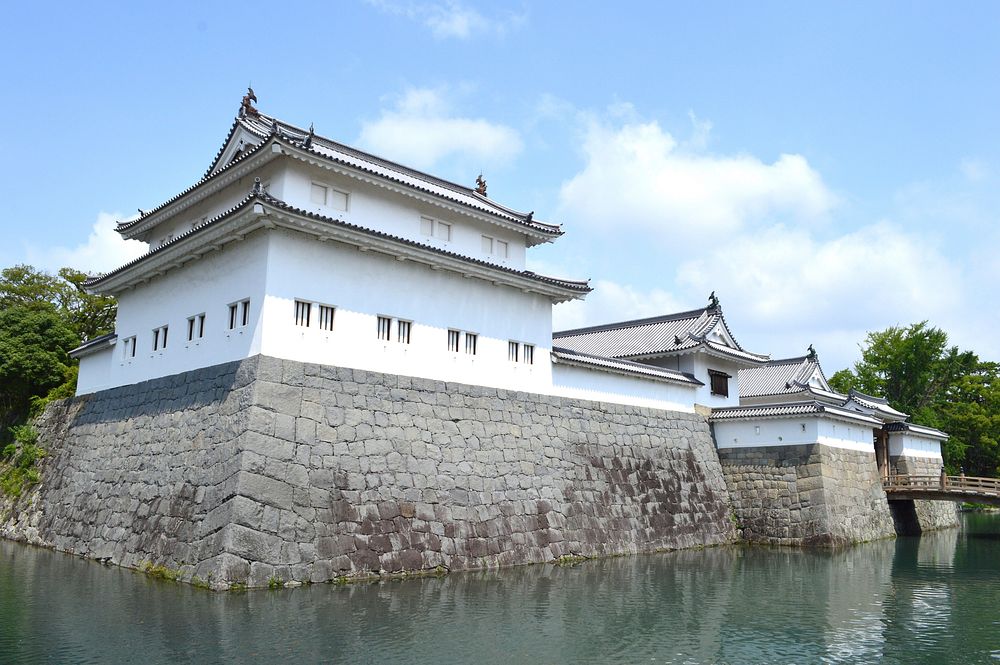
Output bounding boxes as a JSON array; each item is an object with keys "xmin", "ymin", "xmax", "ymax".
[{"xmin": 2, "ymin": 513, "xmax": 998, "ymax": 664}]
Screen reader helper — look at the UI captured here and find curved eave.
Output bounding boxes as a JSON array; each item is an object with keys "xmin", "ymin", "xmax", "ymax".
[
  {"xmin": 117, "ymin": 137, "xmax": 276, "ymax": 239},
  {"xmin": 885, "ymin": 422, "xmax": 949, "ymax": 441},
  {"xmin": 710, "ymin": 402, "xmax": 882, "ymax": 427},
  {"xmin": 87, "ymin": 194, "xmax": 590, "ymax": 302},
  {"xmin": 621, "ymin": 341, "xmax": 769, "ymax": 366},
  {"xmin": 69, "ymin": 332, "xmax": 117, "ymax": 359},
  {"xmin": 551, "ymin": 348, "xmax": 703, "ymax": 387}
]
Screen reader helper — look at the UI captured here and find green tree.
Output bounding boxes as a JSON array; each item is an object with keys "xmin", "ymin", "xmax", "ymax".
[
  {"xmin": 0, "ymin": 265, "xmax": 116, "ymax": 341},
  {"xmin": 833, "ymin": 322, "xmax": 999, "ymax": 476},
  {"xmin": 0, "ymin": 303, "xmax": 79, "ymax": 434}
]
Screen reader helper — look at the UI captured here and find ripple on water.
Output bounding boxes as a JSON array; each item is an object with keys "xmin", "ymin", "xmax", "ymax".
[{"xmin": 2, "ymin": 514, "xmax": 1000, "ymax": 664}]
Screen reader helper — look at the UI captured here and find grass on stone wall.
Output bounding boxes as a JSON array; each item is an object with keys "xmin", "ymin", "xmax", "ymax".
[{"xmin": 0, "ymin": 425, "xmax": 45, "ymax": 499}]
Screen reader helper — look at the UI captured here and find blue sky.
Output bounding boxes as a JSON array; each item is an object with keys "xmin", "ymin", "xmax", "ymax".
[{"xmin": 2, "ymin": 1, "xmax": 999, "ymax": 372}]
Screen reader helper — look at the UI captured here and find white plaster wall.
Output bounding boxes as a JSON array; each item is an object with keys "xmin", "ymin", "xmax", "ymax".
[
  {"xmin": 888, "ymin": 433, "xmax": 943, "ymax": 459},
  {"xmin": 714, "ymin": 417, "xmax": 874, "ymax": 452},
  {"xmin": 76, "ymin": 348, "xmax": 113, "ymax": 395},
  {"xmin": 650, "ymin": 355, "xmax": 744, "ymax": 408},
  {"xmin": 99, "ymin": 232, "xmax": 269, "ymax": 392},
  {"xmin": 714, "ymin": 418, "xmax": 819, "ymax": 449},
  {"xmin": 816, "ymin": 419, "xmax": 877, "ymax": 453},
  {"xmin": 281, "ymin": 162, "xmax": 528, "ymax": 269},
  {"xmin": 257, "ymin": 229, "xmax": 553, "ymax": 392},
  {"xmin": 551, "ymin": 363, "xmax": 697, "ymax": 413}
]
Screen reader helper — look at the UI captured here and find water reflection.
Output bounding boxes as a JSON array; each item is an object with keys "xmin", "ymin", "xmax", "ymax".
[{"xmin": 2, "ymin": 515, "xmax": 999, "ymax": 664}]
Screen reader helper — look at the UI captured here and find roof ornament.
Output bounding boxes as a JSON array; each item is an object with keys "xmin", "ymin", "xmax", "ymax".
[
  {"xmin": 475, "ymin": 174, "xmax": 487, "ymax": 196},
  {"xmin": 526, "ymin": 211, "xmax": 534, "ymax": 222},
  {"xmin": 240, "ymin": 86, "xmax": 260, "ymax": 118},
  {"xmin": 271, "ymin": 119, "xmax": 282, "ymax": 136},
  {"xmin": 303, "ymin": 123, "xmax": 314, "ymax": 149},
  {"xmin": 807, "ymin": 344, "xmax": 817, "ymax": 361},
  {"xmin": 707, "ymin": 291, "xmax": 720, "ymax": 310},
  {"xmin": 252, "ymin": 177, "xmax": 263, "ymax": 195}
]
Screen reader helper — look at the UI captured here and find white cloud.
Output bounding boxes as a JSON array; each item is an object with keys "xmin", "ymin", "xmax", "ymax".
[
  {"xmin": 960, "ymin": 158, "xmax": 988, "ymax": 182},
  {"xmin": 552, "ymin": 279, "xmax": 684, "ymax": 332},
  {"xmin": 26, "ymin": 212, "xmax": 146, "ymax": 274},
  {"xmin": 365, "ymin": 0, "xmax": 525, "ymax": 40},
  {"xmin": 558, "ymin": 119, "xmax": 836, "ymax": 248},
  {"xmin": 358, "ymin": 87, "xmax": 523, "ymax": 171}
]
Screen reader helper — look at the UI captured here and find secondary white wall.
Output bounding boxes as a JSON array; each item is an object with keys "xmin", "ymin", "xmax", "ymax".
[
  {"xmin": 76, "ymin": 347, "xmax": 113, "ymax": 395},
  {"xmin": 258, "ymin": 229, "xmax": 552, "ymax": 393},
  {"xmin": 282, "ymin": 162, "xmax": 528, "ymax": 270},
  {"xmin": 888, "ymin": 433, "xmax": 943, "ymax": 460},
  {"xmin": 714, "ymin": 417, "xmax": 876, "ymax": 452},
  {"xmin": 97, "ymin": 232, "xmax": 269, "ymax": 392},
  {"xmin": 649, "ymin": 354, "xmax": 744, "ymax": 408},
  {"xmin": 551, "ymin": 363, "xmax": 697, "ymax": 413}
]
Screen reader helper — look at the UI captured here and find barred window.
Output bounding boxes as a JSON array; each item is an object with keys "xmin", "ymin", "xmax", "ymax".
[
  {"xmin": 464, "ymin": 332, "xmax": 477, "ymax": 355},
  {"xmin": 295, "ymin": 300, "xmax": 311, "ymax": 327},
  {"xmin": 508, "ymin": 341, "xmax": 519, "ymax": 362},
  {"xmin": 523, "ymin": 344, "xmax": 534, "ymax": 365},
  {"xmin": 447, "ymin": 329, "xmax": 460, "ymax": 352},
  {"xmin": 397, "ymin": 320, "xmax": 411, "ymax": 344},
  {"xmin": 318, "ymin": 305, "xmax": 335, "ymax": 331},
  {"xmin": 152, "ymin": 325, "xmax": 168, "ymax": 351},
  {"xmin": 377, "ymin": 316, "xmax": 392, "ymax": 341}
]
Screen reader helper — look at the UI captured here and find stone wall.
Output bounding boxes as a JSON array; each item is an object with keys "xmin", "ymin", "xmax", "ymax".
[
  {"xmin": 718, "ymin": 444, "xmax": 896, "ymax": 546},
  {"xmin": 1, "ymin": 355, "xmax": 737, "ymax": 588},
  {"xmin": 889, "ymin": 454, "xmax": 960, "ymax": 533}
]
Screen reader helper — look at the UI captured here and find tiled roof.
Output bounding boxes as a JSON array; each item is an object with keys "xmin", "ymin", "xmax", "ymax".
[
  {"xmin": 69, "ymin": 332, "xmax": 117, "ymax": 359},
  {"xmin": 739, "ymin": 355, "xmax": 834, "ymax": 398},
  {"xmin": 87, "ymin": 190, "xmax": 591, "ymax": 298},
  {"xmin": 552, "ymin": 306, "xmax": 768, "ymax": 364},
  {"xmin": 845, "ymin": 389, "xmax": 909, "ymax": 420},
  {"xmin": 884, "ymin": 421, "xmax": 949, "ymax": 440},
  {"xmin": 551, "ymin": 347, "xmax": 703, "ymax": 386},
  {"xmin": 186, "ymin": 111, "xmax": 561, "ymax": 236},
  {"xmin": 710, "ymin": 401, "xmax": 882, "ymax": 426}
]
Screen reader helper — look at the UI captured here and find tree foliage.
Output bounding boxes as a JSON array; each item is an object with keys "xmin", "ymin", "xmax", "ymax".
[
  {"xmin": 833, "ymin": 322, "xmax": 1000, "ymax": 476},
  {"xmin": 0, "ymin": 265, "xmax": 116, "ymax": 437}
]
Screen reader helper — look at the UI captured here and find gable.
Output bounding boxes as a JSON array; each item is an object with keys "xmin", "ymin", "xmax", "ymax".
[{"xmin": 210, "ymin": 126, "xmax": 266, "ymax": 178}]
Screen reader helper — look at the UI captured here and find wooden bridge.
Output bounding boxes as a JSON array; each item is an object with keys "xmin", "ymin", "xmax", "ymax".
[{"xmin": 884, "ymin": 474, "xmax": 1000, "ymax": 506}]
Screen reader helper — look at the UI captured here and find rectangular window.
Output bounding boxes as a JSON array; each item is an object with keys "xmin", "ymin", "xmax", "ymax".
[
  {"xmin": 496, "ymin": 240, "xmax": 509, "ymax": 259},
  {"xmin": 377, "ymin": 316, "xmax": 392, "ymax": 341},
  {"xmin": 508, "ymin": 341, "xmax": 519, "ymax": 363},
  {"xmin": 420, "ymin": 216, "xmax": 451, "ymax": 241},
  {"xmin": 318, "ymin": 305, "xmax": 335, "ymax": 331},
  {"xmin": 709, "ymin": 370, "xmax": 730, "ymax": 397},
  {"xmin": 229, "ymin": 299, "xmax": 250, "ymax": 330},
  {"xmin": 152, "ymin": 325, "xmax": 168, "ymax": 351},
  {"xmin": 329, "ymin": 189, "xmax": 349, "ymax": 212},
  {"xmin": 397, "ymin": 320, "xmax": 411, "ymax": 344},
  {"xmin": 523, "ymin": 344, "xmax": 534, "ymax": 365},
  {"xmin": 187, "ymin": 314, "xmax": 205, "ymax": 341},
  {"xmin": 295, "ymin": 300, "xmax": 311, "ymax": 327},
  {"xmin": 482, "ymin": 235, "xmax": 494, "ymax": 254},
  {"xmin": 447, "ymin": 329, "xmax": 460, "ymax": 352},
  {"xmin": 310, "ymin": 182, "xmax": 328, "ymax": 205},
  {"xmin": 465, "ymin": 333, "xmax": 478, "ymax": 355},
  {"xmin": 122, "ymin": 336, "xmax": 136, "ymax": 360}
]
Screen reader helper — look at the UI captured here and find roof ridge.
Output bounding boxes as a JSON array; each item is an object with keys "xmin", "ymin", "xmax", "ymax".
[
  {"xmin": 252, "ymin": 111, "xmax": 545, "ymax": 225},
  {"xmin": 553, "ymin": 306, "xmax": 711, "ymax": 338}
]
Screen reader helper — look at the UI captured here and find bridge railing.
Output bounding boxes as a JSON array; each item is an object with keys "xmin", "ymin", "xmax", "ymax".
[{"xmin": 884, "ymin": 473, "xmax": 1000, "ymax": 495}]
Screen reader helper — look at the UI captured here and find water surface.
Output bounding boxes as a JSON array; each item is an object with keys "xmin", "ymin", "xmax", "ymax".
[{"xmin": 2, "ymin": 514, "xmax": 999, "ymax": 664}]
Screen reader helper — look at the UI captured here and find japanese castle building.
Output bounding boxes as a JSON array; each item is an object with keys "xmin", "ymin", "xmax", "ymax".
[{"xmin": 71, "ymin": 91, "xmax": 946, "ymax": 470}]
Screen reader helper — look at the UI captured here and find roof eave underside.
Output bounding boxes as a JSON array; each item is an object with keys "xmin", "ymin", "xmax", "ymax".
[
  {"xmin": 710, "ymin": 402, "xmax": 882, "ymax": 427},
  {"xmin": 87, "ymin": 194, "xmax": 590, "ymax": 302},
  {"xmin": 551, "ymin": 348, "xmax": 703, "ymax": 387}
]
